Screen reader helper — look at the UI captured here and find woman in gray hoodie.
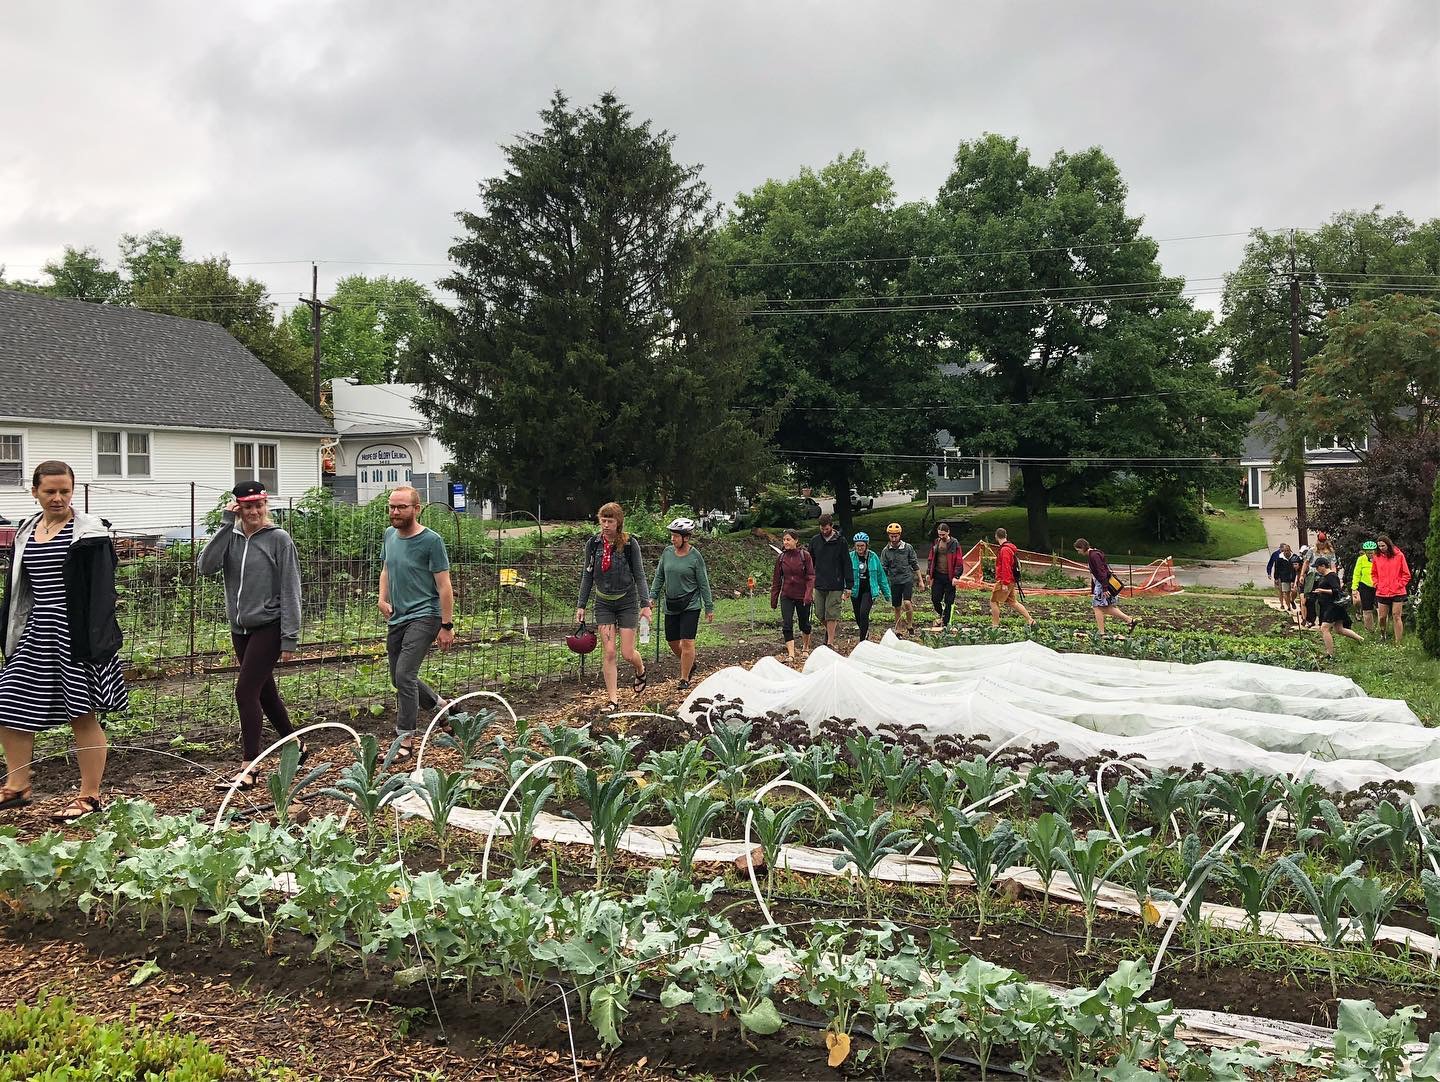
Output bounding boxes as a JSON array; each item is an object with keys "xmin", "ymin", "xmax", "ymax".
[{"xmin": 198, "ymin": 480, "xmax": 303, "ymax": 789}]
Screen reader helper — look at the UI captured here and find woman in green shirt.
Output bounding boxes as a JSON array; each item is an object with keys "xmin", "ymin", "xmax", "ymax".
[{"xmin": 650, "ymin": 518, "xmax": 714, "ymax": 691}]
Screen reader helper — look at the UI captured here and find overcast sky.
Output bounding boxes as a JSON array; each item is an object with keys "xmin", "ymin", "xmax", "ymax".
[{"xmin": 2, "ymin": 1, "xmax": 1437, "ymax": 316}]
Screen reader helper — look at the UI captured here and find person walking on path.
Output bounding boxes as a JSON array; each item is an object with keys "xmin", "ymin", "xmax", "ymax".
[
  {"xmin": 880, "ymin": 522, "xmax": 921, "ymax": 637},
  {"xmin": 1371, "ymin": 533, "xmax": 1412, "ymax": 644},
  {"xmin": 848, "ymin": 533, "xmax": 891, "ymax": 642},
  {"xmin": 927, "ymin": 521, "xmax": 964, "ymax": 629},
  {"xmin": 576, "ymin": 502, "xmax": 651, "ymax": 712},
  {"xmin": 0, "ymin": 461, "xmax": 125, "ymax": 822},
  {"xmin": 1267, "ymin": 542, "xmax": 1296, "ymax": 611},
  {"xmin": 807, "ymin": 514, "xmax": 852, "ymax": 647},
  {"xmin": 379, "ymin": 486, "xmax": 454, "ymax": 761},
  {"xmin": 770, "ymin": 528, "xmax": 815, "ymax": 665},
  {"xmin": 1312, "ymin": 555, "xmax": 1364, "ymax": 659},
  {"xmin": 1350, "ymin": 540, "xmax": 1378, "ymax": 632},
  {"xmin": 1074, "ymin": 538, "xmax": 1140, "ymax": 635},
  {"xmin": 650, "ymin": 518, "xmax": 714, "ymax": 691},
  {"xmin": 197, "ymin": 480, "xmax": 304, "ymax": 791},
  {"xmin": 1315, "ymin": 531, "xmax": 1342, "ymax": 582},
  {"xmin": 1295, "ymin": 546, "xmax": 1319, "ymax": 629},
  {"xmin": 989, "ymin": 528, "xmax": 1034, "ymax": 629}
]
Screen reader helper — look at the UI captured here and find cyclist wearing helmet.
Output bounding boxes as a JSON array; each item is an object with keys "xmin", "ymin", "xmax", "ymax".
[
  {"xmin": 650, "ymin": 517, "xmax": 714, "ymax": 691},
  {"xmin": 848, "ymin": 532, "xmax": 891, "ymax": 642},
  {"xmin": 879, "ymin": 522, "xmax": 921, "ymax": 637},
  {"xmin": 1351, "ymin": 539, "xmax": 1378, "ymax": 632}
]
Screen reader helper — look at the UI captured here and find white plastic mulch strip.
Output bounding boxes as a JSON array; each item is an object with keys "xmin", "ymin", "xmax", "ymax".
[
  {"xmin": 391, "ymin": 794, "xmax": 1432, "ymax": 1061},
  {"xmin": 393, "ymin": 795, "xmax": 1440, "ymax": 963},
  {"xmin": 676, "ymin": 633, "xmax": 1438, "ymax": 800}
]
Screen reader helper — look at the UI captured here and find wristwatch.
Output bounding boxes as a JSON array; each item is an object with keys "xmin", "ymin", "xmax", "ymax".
[{"xmin": 440, "ymin": 622, "xmax": 454, "ymax": 631}]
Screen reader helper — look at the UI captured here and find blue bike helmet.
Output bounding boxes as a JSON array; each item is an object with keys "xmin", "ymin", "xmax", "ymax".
[{"xmin": 853, "ymin": 532, "xmax": 870, "ymax": 543}]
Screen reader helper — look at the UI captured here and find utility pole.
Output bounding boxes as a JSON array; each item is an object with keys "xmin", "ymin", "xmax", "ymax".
[
  {"xmin": 297, "ymin": 263, "xmax": 337, "ymax": 412},
  {"xmin": 1288, "ymin": 233, "xmax": 1309, "ymax": 547}
]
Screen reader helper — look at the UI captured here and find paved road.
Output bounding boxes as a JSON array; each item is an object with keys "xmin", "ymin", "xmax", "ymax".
[{"xmin": 815, "ymin": 490, "xmax": 915, "ymax": 516}]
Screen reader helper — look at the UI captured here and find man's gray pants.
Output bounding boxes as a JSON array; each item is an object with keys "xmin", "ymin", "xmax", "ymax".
[{"xmin": 387, "ymin": 615, "xmax": 442, "ymax": 733}]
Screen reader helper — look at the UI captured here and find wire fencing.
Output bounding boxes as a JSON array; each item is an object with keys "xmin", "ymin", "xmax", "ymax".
[{"xmin": 2, "ymin": 485, "xmax": 588, "ymax": 752}]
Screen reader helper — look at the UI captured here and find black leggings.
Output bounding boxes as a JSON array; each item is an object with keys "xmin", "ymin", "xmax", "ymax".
[
  {"xmin": 779, "ymin": 597, "xmax": 812, "ymax": 642},
  {"xmin": 931, "ymin": 577, "xmax": 956, "ymax": 626},
  {"xmin": 852, "ymin": 583, "xmax": 874, "ymax": 640},
  {"xmin": 232, "ymin": 622, "xmax": 294, "ymax": 760}
]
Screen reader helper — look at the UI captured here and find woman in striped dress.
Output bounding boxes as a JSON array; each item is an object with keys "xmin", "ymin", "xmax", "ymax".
[{"xmin": 0, "ymin": 460, "xmax": 126, "ymax": 822}]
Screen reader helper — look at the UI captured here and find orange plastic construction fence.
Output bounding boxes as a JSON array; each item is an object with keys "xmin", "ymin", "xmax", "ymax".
[{"xmin": 951, "ymin": 540, "xmax": 1180, "ymax": 596}]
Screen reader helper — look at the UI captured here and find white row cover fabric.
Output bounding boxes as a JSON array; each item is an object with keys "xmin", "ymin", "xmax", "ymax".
[{"xmin": 680, "ymin": 632, "xmax": 1437, "ymax": 800}]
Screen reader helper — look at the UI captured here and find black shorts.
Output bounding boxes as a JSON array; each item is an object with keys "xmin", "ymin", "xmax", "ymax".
[
  {"xmin": 1357, "ymin": 583, "xmax": 1376, "ymax": 612},
  {"xmin": 664, "ymin": 608, "xmax": 701, "ymax": 642},
  {"xmin": 1376, "ymin": 594, "xmax": 1408, "ymax": 607},
  {"xmin": 889, "ymin": 581, "xmax": 914, "ymax": 605}
]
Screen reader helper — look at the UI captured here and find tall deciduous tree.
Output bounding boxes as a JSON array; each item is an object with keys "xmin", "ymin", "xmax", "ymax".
[
  {"xmin": 287, "ymin": 274, "xmax": 437, "ymax": 384},
  {"xmin": 1221, "ymin": 209, "xmax": 1440, "ymax": 396},
  {"xmin": 411, "ymin": 92, "xmax": 770, "ymax": 512},
  {"xmin": 1222, "ymin": 211, "xmax": 1440, "ymax": 493},
  {"xmin": 930, "ymin": 135, "xmax": 1247, "ymax": 549},
  {"xmin": 714, "ymin": 152, "xmax": 946, "ymax": 536}
]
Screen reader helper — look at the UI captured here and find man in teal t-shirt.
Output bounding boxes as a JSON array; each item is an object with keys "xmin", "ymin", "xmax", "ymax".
[
  {"xmin": 650, "ymin": 518, "xmax": 714, "ymax": 691},
  {"xmin": 378, "ymin": 487, "xmax": 454, "ymax": 757}
]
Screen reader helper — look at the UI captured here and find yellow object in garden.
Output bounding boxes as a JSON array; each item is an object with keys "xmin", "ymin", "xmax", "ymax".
[{"xmin": 499, "ymin": 568, "xmax": 526, "ymax": 587}]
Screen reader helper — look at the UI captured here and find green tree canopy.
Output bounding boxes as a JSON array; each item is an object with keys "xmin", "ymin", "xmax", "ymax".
[
  {"xmin": 1223, "ymin": 210, "xmax": 1440, "ymax": 491},
  {"xmin": 928, "ymin": 134, "xmax": 1248, "ymax": 549},
  {"xmin": 410, "ymin": 91, "xmax": 771, "ymax": 513},
  {"xmin": 714, "ymin": 152, "xmax": 946, "ymax": 535},
  {"xmin": 1221, "ymin": 209, "xmax": 1440, "ymax": 396},
  {"xmin": 40, "ymin": 246, "xmax": 126, "ymax": 303},
  {"xmin": 286, "ymin": 274, "xmax": 437, "ymax": 384}
]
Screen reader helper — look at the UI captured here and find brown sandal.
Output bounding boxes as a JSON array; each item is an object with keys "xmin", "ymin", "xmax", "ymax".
[
  {"xmin": 0, "ymin": 786, "xmax": 32, "ymax": 811},
  {"xmin": 51, "ymin": 795, "xmax": 103, "ymax": 824}
]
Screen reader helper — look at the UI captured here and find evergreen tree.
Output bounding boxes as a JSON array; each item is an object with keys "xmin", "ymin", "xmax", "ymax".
[{"xmin": 411, "ymin": 92, "xmax": 769, "ymax": 512}]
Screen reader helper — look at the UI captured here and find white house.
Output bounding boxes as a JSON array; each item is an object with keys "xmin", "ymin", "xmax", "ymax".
[
  {"xmin": 329, "ymin": 379, "xmax": 494, "ymax": 516},
  {"xmin": 0, "ymin": 289, "xmax": 334, "ymax": 534}
]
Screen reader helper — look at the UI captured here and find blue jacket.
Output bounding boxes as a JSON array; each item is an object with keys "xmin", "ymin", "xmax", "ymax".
[
  {"xmin": 849, "ymin": 549, "xmax": 891, "ymax": 599},
  {"xmin": 1265, "ymin": 548, "xmax": 1292, "ymax": 578}
]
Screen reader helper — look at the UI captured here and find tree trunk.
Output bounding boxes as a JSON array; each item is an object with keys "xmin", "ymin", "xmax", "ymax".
[
  {"xmin": 832, "ymin": 466, "xmax": 853, "ymax": 537},
  {"xmin": 1021, "ymin": 464, "xmax": 1050, "ymax": 552}
]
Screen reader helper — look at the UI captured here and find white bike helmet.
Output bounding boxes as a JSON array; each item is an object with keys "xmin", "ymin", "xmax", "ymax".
[{"xmin": 666, "ymin": 517, "xmax": 696, "ymax": 535}]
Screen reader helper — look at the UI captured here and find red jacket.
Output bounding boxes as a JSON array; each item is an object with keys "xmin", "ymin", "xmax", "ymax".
[
  {"xmin": 928, "ymin": 538, "xmax": 963, "ymax": 581},
  {"xmin": 1371, "ymin": 547, "xmax": 1411, "ymax": 597},
  {"xmin": 770, "ymin": 547, "xmax": 815, "ymax": 606},
  {"xmin": 995, "ymin": 541, "xmax": 1020, "ymax": 585}
]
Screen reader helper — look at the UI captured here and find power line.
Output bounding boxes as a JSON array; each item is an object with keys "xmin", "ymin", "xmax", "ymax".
[{"xmin": 776, "ymin": 447, "xmax": 1242, "ymax": 467}]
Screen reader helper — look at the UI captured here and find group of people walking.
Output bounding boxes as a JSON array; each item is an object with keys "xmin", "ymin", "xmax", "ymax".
[
  {"xmin": 575, "ymin": 504, "xmax": 715, "ymax": 712},
  {"xmin": 0, "ymin": 464, "xmax": 458, "ymax": 814},
  {"xmin": 1267, "ymin": 531, "xmax": 1413, "ymax": 656}
]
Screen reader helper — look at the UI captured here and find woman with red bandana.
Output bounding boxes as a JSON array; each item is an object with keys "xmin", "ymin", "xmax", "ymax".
[{"xmin": 576, "ymin": 502, "xmax": 651, "ymax": 712}]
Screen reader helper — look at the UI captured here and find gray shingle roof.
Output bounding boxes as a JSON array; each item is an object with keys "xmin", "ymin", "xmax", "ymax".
[{"xmin": 0, "ymin": 289, "xmax": 333, "ymax": 436}]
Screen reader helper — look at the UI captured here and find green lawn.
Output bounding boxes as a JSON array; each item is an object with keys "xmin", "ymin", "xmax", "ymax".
[
  {"xmin": 851, "ymin": 499, "xmax": 1266, "ymax": 562},
  {"xmin": 1331, "ymin": 633, "xmax": 1440, "ymax": 727}
]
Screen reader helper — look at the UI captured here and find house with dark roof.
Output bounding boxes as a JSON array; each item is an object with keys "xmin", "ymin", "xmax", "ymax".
[
  {"xmin": 1240, "ymin": 411, "xmax": 1368, "ymax": 510},
  {"xmin": 0, "ymin": 289, "xmax": 334, "ymax": 531}
]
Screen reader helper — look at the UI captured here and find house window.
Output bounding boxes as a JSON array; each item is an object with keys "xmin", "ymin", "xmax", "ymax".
[
  {"xmin": 0, "ymin": 434, "xmax": 22, "ymax": 487},
  {"xmin": 96, "ymin": 430, "xmax": 151, "ymax": 478},
  {"xmin": 1305, "ymin": 434, "xmax": 1368, "ymax": 453},
  {"xmin": 234, "ymin": 440, "xmax": 280, "ymax": 493}
]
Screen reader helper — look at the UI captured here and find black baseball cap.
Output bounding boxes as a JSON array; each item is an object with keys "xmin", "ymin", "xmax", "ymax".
[{"xmin": 233, "ymin": 480, "xmax": 268, "ymax": 503}]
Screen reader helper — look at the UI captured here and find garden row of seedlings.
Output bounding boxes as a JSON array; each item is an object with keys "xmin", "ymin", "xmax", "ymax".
[
  {"xmin": 921, "ymin": 622, "xmax": 1326, "ymax": 669},
  {"xmin": 1, "ymin": 792, "xmax": 1437, "ymax": 1081},
  {"xmin": 407, "ymin": 700, "xmax": 1440, "ymax": 966}
]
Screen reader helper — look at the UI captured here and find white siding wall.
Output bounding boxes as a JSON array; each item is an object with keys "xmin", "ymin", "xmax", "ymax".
[{"xmin": 0, "ymin": 421, "xmax": 323, "ymax": 533}]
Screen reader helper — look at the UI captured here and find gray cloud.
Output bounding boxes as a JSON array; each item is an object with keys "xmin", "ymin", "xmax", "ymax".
[{"xmin": 2, "ymin": 0, "xmax": 1436, "ymax": 312}]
